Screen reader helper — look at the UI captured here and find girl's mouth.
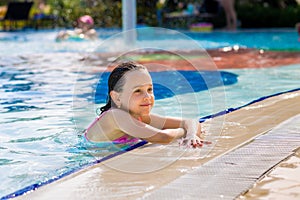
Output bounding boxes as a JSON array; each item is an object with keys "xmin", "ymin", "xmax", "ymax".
[{"xmin": 140, "ymin": 103, "xmax": 151, "ymax": 107}]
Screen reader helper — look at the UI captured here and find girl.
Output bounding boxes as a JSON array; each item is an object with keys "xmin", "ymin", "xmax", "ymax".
[{"xmin": 85, "ymin": 62, "xmax": 207, "ymax": 148}]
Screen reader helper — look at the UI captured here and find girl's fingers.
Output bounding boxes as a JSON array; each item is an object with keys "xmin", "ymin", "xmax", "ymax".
[
  {"xmin": 197, "ymin": 141, "xmax": 203, "ymax": 147},
  {"xmin": 190, "ymin": 139, "xmax": 202, "ymax": 148},
  {"xmin": 201, "ymin": 140, "xmax": 212, "ymax": 145},
  {"xmin": 181, "ymin": 137, "xmax": 211, "ymax": 148},
  {"xmin": 189, "ymin": 138, "xmax": 211, "ymax": 148}
]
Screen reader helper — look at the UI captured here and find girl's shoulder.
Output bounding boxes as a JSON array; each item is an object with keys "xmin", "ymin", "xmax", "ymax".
[
  {"xmin": 85, "ymin": 109, "xmax": 125, "ymax": 142},
  {"xmin": 104, "ymin": 108, "xmax": 131, "ymax": 118}
]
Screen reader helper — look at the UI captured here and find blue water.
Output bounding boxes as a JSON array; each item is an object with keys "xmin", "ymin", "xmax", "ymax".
[
  {"xmin": 184, "ymin": 29, "xmax": 300, "ymax": 50},
  {"xmin": 0, "ymin": 28, "xmax": 299, "ymax": 55},
  {"xmin": 0, "ymin": 28, "xmax": 300, "ymax": 198}
]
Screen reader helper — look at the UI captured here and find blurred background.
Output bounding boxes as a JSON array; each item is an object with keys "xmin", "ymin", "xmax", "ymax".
[{"xmin": 0, "ymin": 0, "xmax": 299, "ymax": 30}]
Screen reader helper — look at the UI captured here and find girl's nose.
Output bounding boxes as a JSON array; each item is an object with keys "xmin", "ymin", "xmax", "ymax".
[{"xmin": 143, "ymin": 92, "xmax": 151, "ymax": 100}]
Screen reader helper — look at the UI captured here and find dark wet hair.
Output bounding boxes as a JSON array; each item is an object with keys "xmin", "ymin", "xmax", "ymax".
[{"xmin": 97, "ymin": 61, "xmax": 146, "ymax": 115}]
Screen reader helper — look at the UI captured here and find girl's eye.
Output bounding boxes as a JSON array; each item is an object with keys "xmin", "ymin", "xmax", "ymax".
[
  {"xmin": 148, "ymin": 87, "xmax": 153, "ymax": 92},
  {"xmin": 134, "ymin": 89, "xmax": 141, "ymax": 93}
]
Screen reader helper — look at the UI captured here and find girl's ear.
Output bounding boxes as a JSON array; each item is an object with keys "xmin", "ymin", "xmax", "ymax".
[{"xmin": 110, "ymin": 90, "xmax": 121, "ymax": 108}]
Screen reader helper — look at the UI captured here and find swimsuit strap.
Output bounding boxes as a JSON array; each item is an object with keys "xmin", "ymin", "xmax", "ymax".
[
  {"xmin": 84, "ymin": 111, "xmax": 107, "ymax": 141},
  {"xmin": 113, "ymin": 135, "xmax": 139, "ymax": 144}
]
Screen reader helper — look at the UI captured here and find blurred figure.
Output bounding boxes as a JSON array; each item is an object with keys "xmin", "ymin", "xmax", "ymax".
[
  {"xmin": 56, "ymin": 15, "xmax": 97, "ymax": 41},
  {"xmin": 220, "ymin": 0, "xmax": 237, "ymax": 30},
  {"xmin": 0, "ymin": 5, "xmax": 7, "ymax": 19},
  {"xmin": 296, "ymin": 22, "xmax": 300, "ymax": 41},
  {"xmin": 156, "ymin": 0, "xmax": 166, "ymax": 27},
  {"xmin": 33, "ymin": 0, "xmax": 56, "ymax": 30},
  {"xmin": 33, "ymin": 0, "xmax": 50, "ymax": 20}
]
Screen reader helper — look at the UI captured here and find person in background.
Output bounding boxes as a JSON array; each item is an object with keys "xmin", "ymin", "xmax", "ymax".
[
  {"xmin": 220, "ymin": 0, "xmax": 237, "ymax": 30},
  {"xmin": 296, "ymin": 22, "xmax": 300, "ymax": 41},
  {"xmin": 56, "ymin": 15, "xmax": 97, "ymax": 41},
  {"xmin": 33, "ymin": 0, "xmax": 50, "ymax": 20},
  {"xmin": 156, "ymin": 0, "xmax": 166, "ymax": 27}
]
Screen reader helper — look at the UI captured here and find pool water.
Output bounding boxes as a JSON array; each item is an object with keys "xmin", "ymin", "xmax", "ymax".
[
  {"xmin": 0, "ymin": 28, "xmax": 299, "ymax": 56},
  {"xmin": 0, "ymin": 28, "xmax": 300, "ymax": 198}
]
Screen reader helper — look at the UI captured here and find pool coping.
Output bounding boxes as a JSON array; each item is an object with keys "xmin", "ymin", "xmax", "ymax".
[{"xmin": 142, "ymin": 114, "xmax": 300, "ymax": 199}]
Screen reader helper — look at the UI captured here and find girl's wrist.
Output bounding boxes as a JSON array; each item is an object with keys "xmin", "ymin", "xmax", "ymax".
[
  {"xmin": 177, "ymin": 128, "xmax": 186, "ymax": 138},
  {"xmin": 183, "ymin": 119, "xmax": 198, "ymax": 137},
  {"xmin": 182, "ymin": 128, "xmax": 187, "ymax": 138}
]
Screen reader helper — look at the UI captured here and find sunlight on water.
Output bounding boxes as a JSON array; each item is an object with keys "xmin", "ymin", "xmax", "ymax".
[{"xmin": 0, "ymin": 28, "xmax": 299, "ymax": 56}]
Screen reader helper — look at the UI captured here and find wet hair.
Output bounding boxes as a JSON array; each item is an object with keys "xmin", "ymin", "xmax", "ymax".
[{"xmin": 98, "ymin": 61, "xmax": 146, "ymax": 115}]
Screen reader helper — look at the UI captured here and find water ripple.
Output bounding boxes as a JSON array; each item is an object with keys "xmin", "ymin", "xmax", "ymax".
[
  {"xmin": 0, "ymin": 159, "xmax": 24, "ymax": 166},
  {"xmin": 7, "ymin": 134, "xmax": 57, "ymax": 143}
]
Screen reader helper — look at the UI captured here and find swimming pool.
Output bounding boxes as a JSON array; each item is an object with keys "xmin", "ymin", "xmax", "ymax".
[{"xmin": 0, "ymin": 28, "xmax": 300, "ymax": 198}]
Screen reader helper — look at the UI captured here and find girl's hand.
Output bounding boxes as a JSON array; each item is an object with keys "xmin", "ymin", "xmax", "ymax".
[
  {"xmin": 179, "ymin": 119, "xmax": 211, "ymax": 148},
  {"xmin": 178, "ymin": 135, "xmax": 211, "ymax": 148},
  {"xmin": 179, "ymin": 135, "xmax": 201, "ymax": 148}
]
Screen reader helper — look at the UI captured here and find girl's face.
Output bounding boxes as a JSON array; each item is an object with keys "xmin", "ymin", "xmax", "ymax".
[
  {"xmin": 77, "ymin": 20, "xmax": 92, "ymax": 31},
  {"xmin": 118, "ymin": 69, "xmax": 154, "ymax": 118}
]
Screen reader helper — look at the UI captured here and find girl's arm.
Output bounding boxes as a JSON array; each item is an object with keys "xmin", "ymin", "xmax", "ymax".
[
  {"xmin": 148, "ymin": 114, "xmax": 205, "ymax": 147},
  {"xmin": 144, "ymin": 128, "xmax": 186, "ymax": 144},
  {"xmin": 147, "ymin": 114, "xmax": 202, "ymax": 136},
  {"xmin": 110, "ymin": 109, "xmax": 186, "ymax": 144}
]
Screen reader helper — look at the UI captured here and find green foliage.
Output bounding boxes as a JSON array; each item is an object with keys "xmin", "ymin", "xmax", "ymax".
[
  {"xmin": 47, "ymin": 0, "xmax": 122, "ymax": 28},
  {"xmin": 2, "ymin": 0, "xmax": 298, "ymax": 28},
  {"xmin": 236, "ymin": 2, "xmax": 300, "ymax": 28},
  {"xmin": 46, "ymin": 0, "xmax": 159, "ymax": 28},
  {"xmin": 136, "ymin": 0, "xmax": 157, "ymax": 26}
]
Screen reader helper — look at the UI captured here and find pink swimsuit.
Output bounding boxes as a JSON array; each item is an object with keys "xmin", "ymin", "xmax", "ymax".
[{"xmin": 84, "ymin": 111, "xmax": 139, "ymax": 144}]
